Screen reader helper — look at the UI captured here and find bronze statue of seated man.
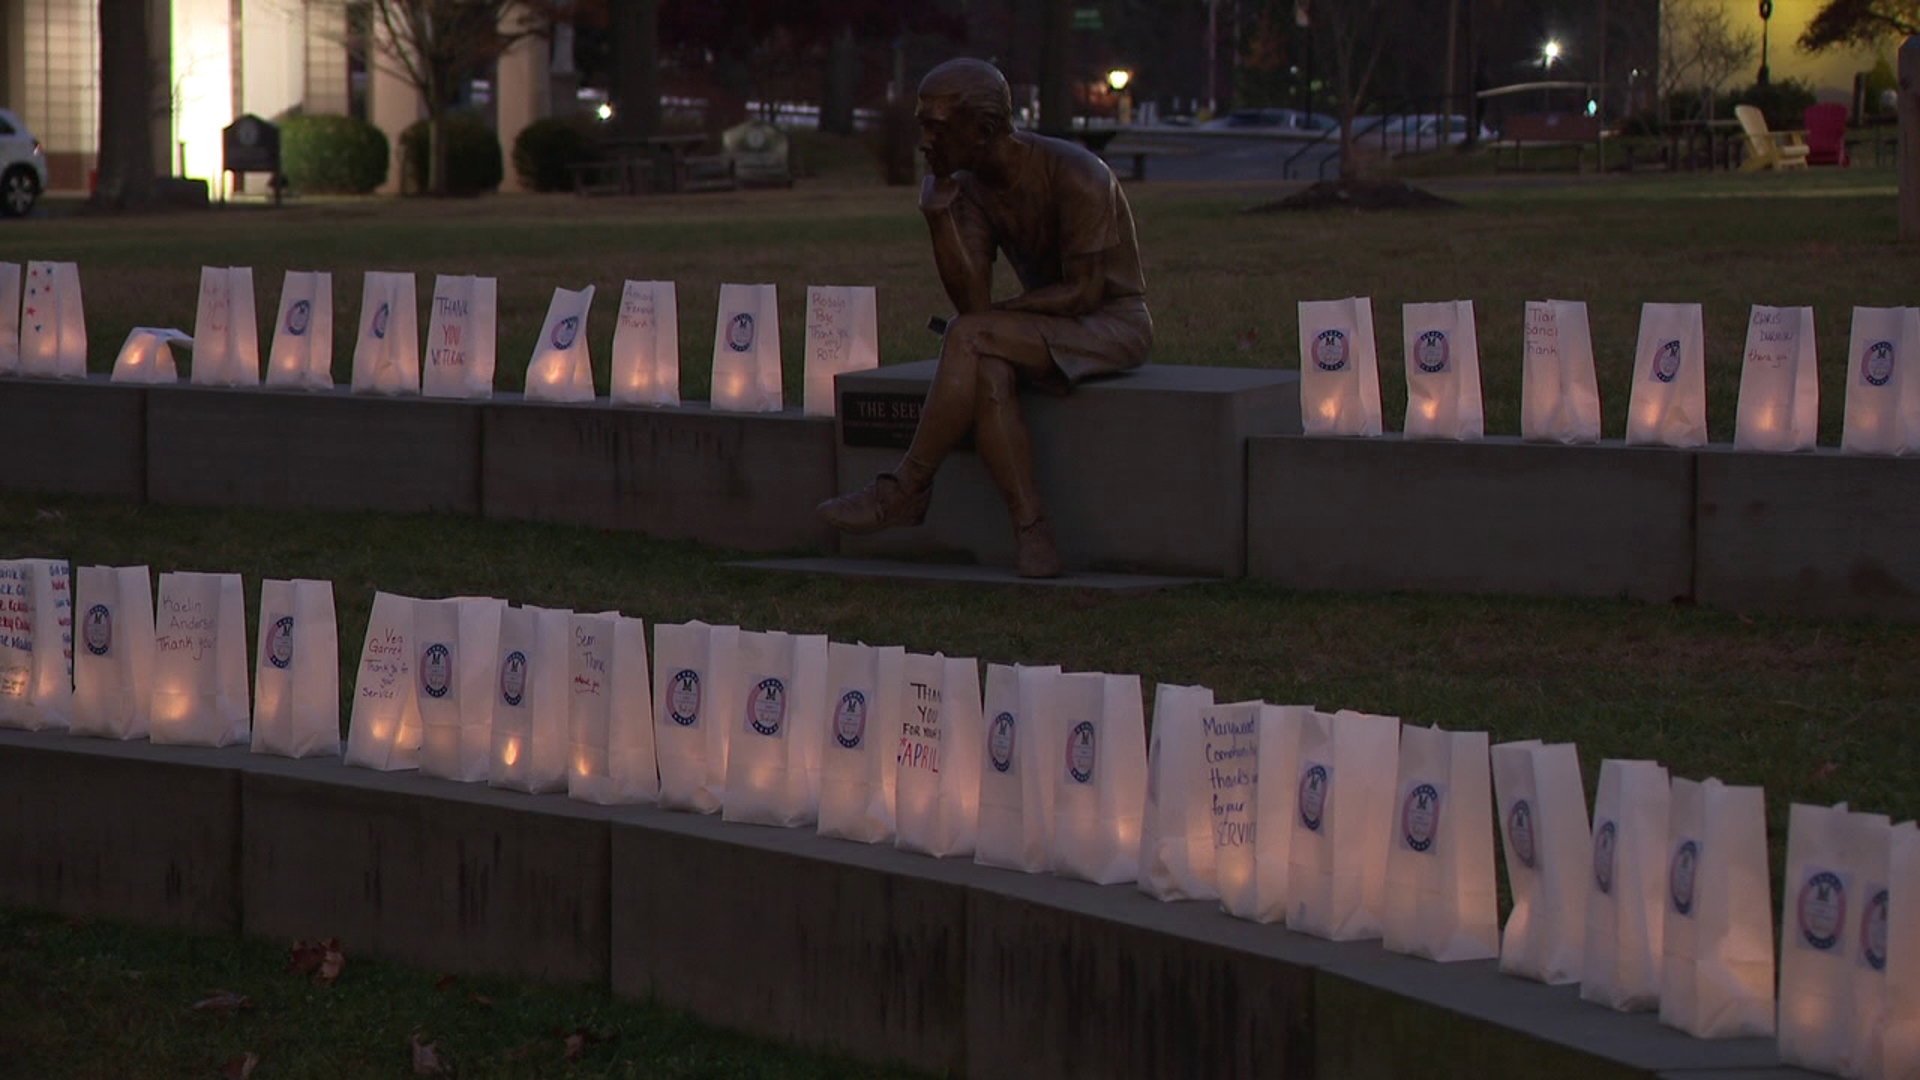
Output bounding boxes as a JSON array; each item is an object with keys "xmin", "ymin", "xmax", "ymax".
[{"xmin": 816, "ymin": 57, "xmax": 1152, "ymax": 578}]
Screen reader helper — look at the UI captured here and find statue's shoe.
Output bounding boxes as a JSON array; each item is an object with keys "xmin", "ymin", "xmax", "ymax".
[
  {"xmin": 1015, "ymin": 517, "xmax": 1064, "ymax": 579},
  {"xmin": 816, "ymin": 473, "xmax": 932, "ymax": 535}
]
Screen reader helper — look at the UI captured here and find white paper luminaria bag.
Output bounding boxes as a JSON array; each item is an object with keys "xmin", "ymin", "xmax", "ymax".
[
  {"xmin": 1383, "ymin": 724, "xmax": 1499, "ymax": 962},
  {"xmin": 711, "ymin": 282, "xmax": 782, "ymax": 412},
  {"xmin": 0, "ymin": 261, "xmax": 20, "ymax": 373},
  {"xmin": 1625, "ymin": 302, "xmax": 1708, "ymax": 448},
  {"xmin": 345, "ymin": 591, "xmax": 423, "ymax": 771},
  {"xmin": 568, "ymin": 610, "xmax": 658, "ymax": 805},
  {"xmin": 422, "ymin": 274, "xmax": 497, "ymax": 399},
  {"xmin": 150, "ymin": 571, "xmax": 249, "ymax": 747},
  {"xmin": 611, "ymin": 280, "xmax": 680, "ymax": 406},
  {"xmin": 975, "ymin": 663, "xmax": 1061, "ymax": 873},
  {"xmin": 415, "ymin": 596, "xmax": 505, "ymax": 783},
  {"xmin": 0, "ymin": 558, "xmax": 72, "ymax": 731},
  {"xmin": 111, "ymin": 327, "xmax": 190, "ymax": 383},
  {"xmin": 1298, "ymin": 297, "xmax": 1382, "ymax": 436},
  {"xmin": 1138, "ymin": 683, "xmax": 1220, "ymax": 902},
  {"xmin": 1841, "ymin": 306, "xmax": 1920, "ymax": 456},
  {"xmin": 1880, "ymin": 822, "xmax": 1920, "ymax": 1080},
  {"xmin": 1778, "ymin": 803, "xmax": 1891, "ymax": 1076},
  {"xmin": 1491, "ymin": 739, "xmax": 1590, "ymax": 985},
  {"xmin": 1217, "ymin": 703, "xmax": 1309, "ymax": 924},
  {"xmin": 1580, "ymin": 758, "xmax": 1672, "ymax": 1012},
  {"xmin": 1287, "ymin": 709, "xmax": 1400, "ymax": 941},
  {"xmin": 1658, "ymin": 777, "xmax": 1775, "ymax": 1039},
  {"xmin": 723, "ymin": 630, "xmax": 827, "ymax": 828},
  {"xmin": 1402, "ymin": 300, "xmax": 1484, "ymax": 441},
  {"xmin": 20, "ymin": 261, "xmax": 86, "ymax": 378},
  {"xmin": 1733, "ymin": 305, "xmax": 1818, "ymax": 452},
  {"xmin": 1050, "ymin": 672, "xmax": 1150, "ymax": 886},
  {"xmin": 191, "ymin": 266, "xmax": 260, "ymax": 386},
  {"xmin": 895, "ymin": 653, "xmax": 984, "ymax": 858},
  {"xmin": 489, "ymin": 604, "xmax": 572, "ymax": 795},
  {"xmin": 817, "ymin": 642, "xmax": 904, "ymax": 844},
  {"xmin": 1521, "ymin": 299, "xmax": 1602, "ymax": 443},
  {"xmin": 266, "ymin": 270, "xmax": 334, "ymax": 389},
  {"xmin": 249, "ymin": 578, "xmax": 340, "ymax": 759},
  {"xmin": 652, "ymin": 620, "xmax": 741, "ymax": 813},
  {"xmin": 525, "ymin": 285, "xmax": 596, "ymax": 403},
  {"xmin": 70, "ymin": 565, "xmax": 154, "ymax": 739},
  {"xmin": 802, "ymin": 285, "xmax": 879, "ymax": 417},
  {"xmin": 350, "ymin": 271, "xmax": 420, "ymax": 395}
]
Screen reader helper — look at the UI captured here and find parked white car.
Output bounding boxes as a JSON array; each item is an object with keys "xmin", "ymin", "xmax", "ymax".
[{"xmin": 0, "ymin": 108, "xmax": 49, "ymax": 217}]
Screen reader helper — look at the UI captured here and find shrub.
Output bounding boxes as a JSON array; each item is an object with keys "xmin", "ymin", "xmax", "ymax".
[
  {"xmin": 1723, "ymin": 77, "xmax": 1818, "ymax": 132},
  {"xmin": 280, "ymin": 113, "xmax": 389, "ymax": 194},
  {"xmin": 511, "ymin": 116, "xmax": 603, "ymax": 193},
  {"xmin": 400, "ymin": 111, "xmax": 504, "ymax": 195}
]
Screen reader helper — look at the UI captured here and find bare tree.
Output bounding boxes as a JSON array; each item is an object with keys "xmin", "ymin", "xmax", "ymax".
[
  {"xmin": 1800, "ymin": 0, "xmax": 1920, "ymax": 51},
  {"xmin": 1304, "ymin": 0, "xmax": 1394, "ymax": 183},
  {"xmin": 1659, "ymin": 0, "xmax": 1757, "ymax": 122}
]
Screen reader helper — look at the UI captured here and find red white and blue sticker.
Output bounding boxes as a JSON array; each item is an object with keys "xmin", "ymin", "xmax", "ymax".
[
  {"xmin": 1593, "ymin": 819, "xmax": 1617, "ymax": 895},
  {"xmin": 1066, "ymin": 720, "xmax": 1097, "ymax": 784},
  {"xmin": 833, "ymin": 689, "xmax": 867, "ymax": 750},
  {"xmin": 1669, "ymin": 839, "xmax": 1699, "ymax": 917},
  {"xmin": 1862, "ymin": 886, "xmax": 1890, "ymax": 972},
  {"xmin": 668, "ymin": 668, "xmax": 701, "ymax": 727},
  {"xmin": 266, "ymin": 616, "xmax": 295, "ymax": 670},
  {"xmin": 988, "ymin": 711, "xmax": 1016, "ymax": 774},
  {"xmin": 1863, "ymin": 340, "xmax": 1896, "ymax": 387},
  {"xmin": 285, "ymin": 299, "xmax": 312, "ymax": 337},
  {"xmin": 1312, "ymin": 329, "xmax": 1350, "ymax": 372},
  {"xmin": 1298, "ymin": 763, "xmax": 1331, "ymax": 832},
  {"xmin": 420, "ymin": 642, "xmax": 453, "ymax": 699},
  {"xmin": 1413, "ymin": 330, "xmax": 1449, "ymax": 374},
  {"xmin": 1401, "ymin": 782, "xmax": 1442, "ymax": 854},
  {"xmin": 726, "ymin": 312, "xmax": 756, "ymax": 352},
  {"xmin": 82, "ymin": 603, "xmax": 112, "ymax": 656},
  {"xmin": 1507, "ymin": 799, "xmax": 1537, "ymax": 869},
  {"xmin": 500, "ymin": 649, "xmax": 528, "ymax": 707},
  {"xmin": 1651, "ymin": 339, "xmax": 1683, "ymax": 383},
  {"xmin": 1797, "ymin": 869, "xmax": 1848, "ymax": 952},
  {"xmin": 550, "ymin": 315, "xmax": 580, "ymax": 351},
  {"xmin": 748, "ymin": 677, "xmax": 786, "ymax": 737}
]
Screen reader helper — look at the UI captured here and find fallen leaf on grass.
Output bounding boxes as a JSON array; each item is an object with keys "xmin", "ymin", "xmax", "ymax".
[
  {"xmin": 316, "ymin": 941, "xmax": 345, "ymax": 985},
  {"xmin": 34, "ymin": 509, "xmax": 65, "ymax": 522},
  {"xmin": 503, "ymin": 1042, "xmax": 540, "ymax": 1061},
  {"xmin": 411, "ymin": 1031, "xmax": 445, "ymax": 1075},
  {"xmin": 563, "ymin": 1027, "xmax": 610, "ymax": 1062},
  {"xmin": 1813, "ymin": 761, "xmax": 1840, "ymax": 781},
  {"xmin": 434, "ymin": 973, "xmax": 457, "ymax": 992},
  {"xmin": 222, "ymin": 1051, "xmax": 259, "ymax": 1080},
  {"xmin": 287, "ymin": 939, "xmax": 324, "ymax": 976},
  {"xmin": 191, "ymin": 991, "xmax": 254, "ymax": 1013},
  {"xmin": 468, "ymin": 993, "xmax": 494, "ymax": 1009},
  {"xmin": 290, "ymin": 938, "xmax": 346, "ymax": 985}
]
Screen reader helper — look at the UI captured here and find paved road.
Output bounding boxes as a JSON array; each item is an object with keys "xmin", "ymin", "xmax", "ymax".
[{"xmin": 1102, "ymin": 129, "xmax": 1345, "ymax": 184}]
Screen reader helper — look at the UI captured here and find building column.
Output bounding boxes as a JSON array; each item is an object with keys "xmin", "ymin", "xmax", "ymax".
[
  {"xmin": 495, "ymin": 5, "xmax": 550, "ymax": 192},
  {"xmin": 368, "ymin": 14, "xmax": 423, "ymax": 194}
]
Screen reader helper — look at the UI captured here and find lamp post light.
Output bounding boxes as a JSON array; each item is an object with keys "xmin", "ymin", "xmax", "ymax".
[
  {"xmin": 1758, "ymin": 0, "xmax": 1774, "ymax": 86},
  {"xmin": 1107, "ymin": 68, "xmax": 1134, "ymax": 125},
  {"xmin": 1542, "ymin": 39, "xmax": 1562, "ymax": 72}
]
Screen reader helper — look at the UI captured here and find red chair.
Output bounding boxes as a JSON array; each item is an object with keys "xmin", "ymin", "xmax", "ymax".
[{"xmin": 1803, "ymin": 103, "xmax": 1850, "ymax": 166}]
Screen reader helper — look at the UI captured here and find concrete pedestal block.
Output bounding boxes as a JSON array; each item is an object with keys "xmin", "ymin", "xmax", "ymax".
[
  {"xmin": 609, "ymin": 813, "xmax": 969, "ymax": 1075},
  {"xmin": 0, "ymin": 376, "xmax": 146, "ymax": 501},
  {"xmin": 481, "ymin": 397, "xmax": 837, "ymax": 553},
  {"xmin": 835, "ymin": 362, "xmax": 1301, "ymax": 578},
  {"xmin": 240, "ymin": 757, "xmax": 611, "ymax": 985},
  {"xmin": 0, "ymin": 731, "xmax": 240, "ymax": 931},
  {"xmin": 1696, "ymin": 449, "xmax": 1920, "ymax": 620},
  {"xmin": 146, "ymin": 384, "xmax": 481, "ymax": 515},
  {"xmin": 1247, "ymin": 436, "xmax": 1696, "ymax": 603}
]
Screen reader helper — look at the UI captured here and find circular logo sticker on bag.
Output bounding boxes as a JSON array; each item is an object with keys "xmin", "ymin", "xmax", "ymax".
[
  {"xmin": 988, "ymin": 711, "xmax": 1016, "ymax": 774},
  {"xmin": 1508, "ymin": 799, "xmax": 1537, "ymax": 869},
  {"xmin": 500, "ymin": 649, "xmax": 528, "ymax": 707},
  {"xmin": 266, "ymin": 616, "xmax": 295, "ymax": 670},
  {"xmin": 82, "ymin": 603, "xmax": 112, "ymax": 656},
  {"xmin": 726, "ymin": 313, "xmax": 756, "ymax": 353},
  {"xmin": 833, "ymin": 690, "xmax": 866, "ymax": 750},
  {"xmin": 748, "ymin": 677, "xmax": 786, "ymax": 736},
  {"xmin": 1313, "ymin": 329, "xmax": 1349, "ymax": 372},
  {"xmin": 421, "ymin": 643, "xmax": 453, "ymax": 699},
  {"xmin": 1864, "ymin": 340, "xmax": 1896, "ymax": 387},
  {"xmin": 286, "ymin": 299, "xmax": 311, "ymax": 337},
  {"xmin": 1651, "ymin": 339, "xmax": 1683, "ymax": 383},
  {"xmin": 1863, "ymin": 887, "xmax": 1890, "ymax": 971},
  {"xmin": 1066, "ymin": 720, "xmax": 1097, "ymax": 784},
  {"xmin": 1402, "ymin": 783, "xmax": 1441, "ymax": 853},
  {"xmin": 1593, "ymin": 820, "xmax": 1618, "ymax": 894},
  {"xmin": 371, "ymin": 302, "xmax": 391, "ymax": 340},
  {"xmin": 1414, "ymin": 330, "xmax": 1450, "ymax": 374},
  {"xmin": 1299, "ymin": 763, "xmax": 1330, "ymax": 832},
  {"xmin": 551, "ymin": 315, "xmax": 580, "ymax": 351},
  {"xmin": 668, "ymin": 669, "xmax": 701, "ymax": 727},
  {"xmin": 1670, "ymin": 839, "xmax": 1699, "ymax": 916},
  {"xmin": 1798, "ymin": 870, "xmax": 1847, "ymax": 951}
]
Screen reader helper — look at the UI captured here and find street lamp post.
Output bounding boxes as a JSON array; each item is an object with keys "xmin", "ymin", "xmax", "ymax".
[
  {"xmin": 1758, "ymin": 0, "xmax": 1773, "ymax": 86},
  {"xmin": 1108, "ymin": 68, "xmax": 1133, "ymax": 125}
]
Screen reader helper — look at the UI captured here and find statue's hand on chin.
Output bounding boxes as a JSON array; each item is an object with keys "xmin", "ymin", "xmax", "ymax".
[{"xmin": 919, "ymin": 173, "xmax": 961, "ymax": 216}]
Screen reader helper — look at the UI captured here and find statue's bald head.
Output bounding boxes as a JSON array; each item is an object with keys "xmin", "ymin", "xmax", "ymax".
[{"xmin": 918, "ymin": 58, "xmax": 1014, "ymax": 139}]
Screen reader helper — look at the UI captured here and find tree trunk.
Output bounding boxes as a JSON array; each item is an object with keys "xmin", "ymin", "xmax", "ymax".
[
  {"xmin": 91, "ymin": 0, "xmax": 160, "ymax": 211},
  {"xmin": 429, "ymin": 110, "xmax": 448, "ymax": 195},
  {"xmin": 820, "ymin": 24, "xmax": 857, "ymax": 135},
  {"xmin": 609, "ymin": 0, "xmax": 661, "ymax": 139},
  {"xmin": 1039, "ymin": 0, "xmax": 1074, "ymax": 133}
]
